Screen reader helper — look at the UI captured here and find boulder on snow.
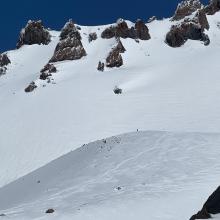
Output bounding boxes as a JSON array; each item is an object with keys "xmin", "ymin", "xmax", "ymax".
[
  {"xmin": 49, "ymin": 20, "xmax": 86, "ymax": 62},
  {"xmin": 24, "ymin": 82, "xmax": 37, "ymax": 93},
  {"xmin": 16, "ymin": 20, "xmax": 51, "ymax": 49},
  {"xmin": 113, "ymin": 86, "xmax": 122, "ymax": 94},
  {"xmin": 204, "ymin": 0, "xmax": 220, "ymax": 15},
  {"xmin": 45, "ymin": 208, "xmax": 55, "ymax": 214},
  {"xmin": 88, "ymin": 32, "xmax": 98, "ymax": 42},
  {"xmin": 101, "ymin": 18, "xmax": 150, "ymax": 41},
  {"xmin": 190, "ymin": 186, "xmax": 220, "ymax": 219},
  {"xmin": 0, "ymin": 54, "xmax": 11, "ymax": 67},
  {"xmin": 39, "ymin": 63, "xmax": 57, "ymax": 80},
  {"xmin": 172, "ymin": 0, "xmax": 203, "ymax": 21},
  {"xmin": 97, "ymin": 61, "xmax": 105, "ymax": 71}
]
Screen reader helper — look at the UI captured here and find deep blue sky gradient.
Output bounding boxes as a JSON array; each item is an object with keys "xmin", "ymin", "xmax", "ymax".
[{"xmin": 0, "ymin": 0, "xmax": 209, "ymax": 52}]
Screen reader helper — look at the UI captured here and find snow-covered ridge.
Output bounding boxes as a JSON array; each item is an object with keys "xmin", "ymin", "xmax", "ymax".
[{"xmin": 1, "ymin": 131, "xmax": 220, "ymax": 219}]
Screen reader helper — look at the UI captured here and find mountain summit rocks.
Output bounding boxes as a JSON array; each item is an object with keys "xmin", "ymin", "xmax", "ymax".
[
  {"xmin": 101, "ymin": 19, "xmax": 150, "ymax": 41},
  {"xmin": 16, "ymin": 20, "xmax": 51, "ymax": 49},
  {"xmin": 166, "ymin": 9, "xmax": 210, "ymax": 47},
  {"xmin": 172, "ymin": 0, "xmax": 203, "ymax": 21},
  {"xmin": 50, "ymin": 20, "xmax": 86, "ymax": 62}
]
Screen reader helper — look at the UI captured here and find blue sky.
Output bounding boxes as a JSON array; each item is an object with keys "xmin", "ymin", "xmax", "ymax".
[{"xmin": 0, "ymin": 0, "xmax": 209, "ymax": 52}]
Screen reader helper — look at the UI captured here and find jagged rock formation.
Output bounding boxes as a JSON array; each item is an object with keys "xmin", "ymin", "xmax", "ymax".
[
  {"xmin": 101, "ymin": 19, "xmax": 150, "ymax": 41},
  {"xmin": 115, "ymin": 39, "xmax": 126, "ymax": 53},
  {"xmin": 135, "ymin": 19, "xmax": 151, "ymax": 40},
  {"xmin": 196, "ymin": 9, "xmax": 210, "ymax": 30},
  {"xmin": 24, "ymin": 82, "xmax": 37, "ymax": 93},
  {"xmin": 50, "ymin": 20, "xmax": 86, "ymax": 62},
  {"xmin": 40, "ymin": 63, "xmax": 57, "ymax": 80},
  {"xmin": 0, "ymin": 54, "xmax": 10, "ymax": 67},
  {"xmin": 106, "ymin": 41, "xmax": 125, "ymax": 68},
  {"xmin": 190, "ymin": 186, "xmax": 220, "ymax": 219},
  {"xmin": 60, "ymin": 20, "xmax": 81, "ymax": 41},
  {"xmin": 204, "ymin": 0, "xmax": 220, "ymax": 15},
  {"xmin": 0, "ymin": 54, "xmax": 11, "ymax": 76},
  {"xmin": 172, "ymin": 0, "xmax": 203, "ymax": 21},
  {"xmin": 166, "ymin": 10, "xmax": 210, "ymax": 47},
  {"xmin": 97, "ymin": 61, "xmax": 104, "ymax": 71},
  {"xmin": 88, "ymin": 32, "xmax": 97, "ymax": 42},
  {"xmin": 16, "ymin": 20, "xmax": 51, "ymax": 49}
]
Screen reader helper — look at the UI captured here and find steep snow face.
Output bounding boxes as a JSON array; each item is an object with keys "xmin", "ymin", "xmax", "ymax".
[
  {"xmin": 0, "ymin": 131, "xmax": 220, "ymax": 219},
  {"xmin": 1, "ymin": 11, "xmax": 220, "ymax": 190}
]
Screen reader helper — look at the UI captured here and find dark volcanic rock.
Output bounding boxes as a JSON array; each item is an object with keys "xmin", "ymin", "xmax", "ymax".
[
  {"xmin": 60, "ymin": 19, "xmax": 81, "ymax": 41},
  {"xmin": 196, "ymin": 9, "xmax": 210, "ymax": 30},
  {"xmin": 97, "ymin": 61, "xmax": 104, "ymax": 71},
  {"xmin": 190, "ymin": 186, "xmax": 220, "ymax": 219},
  {"xmin": 172, "ymin": 0, "xmax": 203, "ymax": 21},
  {"xmin": 204, "ymin": 0, "xmax": 220, "ymax": 15},
  {"xmin": 50, "ymin": 37, "xmax": 86, "ymax": 62},
  {"xmin": 50, "ymin": 20, "xmax": 86, "ymax": 62},
  {"xmin": 17, "ymin": 20, "xmax": 51, "ymax": 49},
  {"xmin": 101, "ymin": 19, "xmax": 150, "ymax": 41},
  {"xmin": 0, "ymin": 54, "xmax": 11, "ymax": 67},
  {"xmin": 25, "ymin": 82, "xmax": 37, "ymax": 93},
  {"xmin": 166, "ymin": 17, "xmax": 210, "ymax": 47},
  {"xmin": 106, "ymin": 48, "xmax": 123, "ymax": 68},
  {"xmin": 40, "ymin": 63, "xmax": 57, "ymax": 80},
  {"xmin": 88, "ymin": 32, "xmax": 98, "ymax": 42},
  {"xmin": 101, "ymin": 26, "xmax": 116, "ymax": 39},
  {"xmin": 45, "ymin": 209, "xmax": 55, "ymax": 214},
  {"xmin": 115, "ymin": 39, "xmax": 126, "ymax": 53},
  {"xmin": 113, "ymin": 86, "xmax": 122, "ymax": 94},
  {"xmin": 135, "ymin": 19, "xmax": 151, "ymax": 40}
]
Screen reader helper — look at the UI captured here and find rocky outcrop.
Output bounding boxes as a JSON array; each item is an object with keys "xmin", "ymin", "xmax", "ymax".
[
  {"xmin": 25, "ymin": 82, "xmax": 37, "ymax": 93},
  {"xmin": 115, "ymin": 39, "xmax": 126, "ymax": 53},
  {"xmin": 97, "ymin": 61, "xmax": 104, "ymax": 71},
  {"xmin": 39, "ymin": 63, "xmax": 57, "ymax": 80},
  {"xmin": 0, "ymin": 54, "xmax": 11, "ymax": 76},
  {"xmin": 88, "ymin": 32, "xmax": 97, "ymax": 42},
  {"xmin": 60, "ymin": 19, "xmax": 81, "ymax": 41},
  {"xmin": 196, "ymin": 9, "xmax": 210, "ymax": 30},
  {"xmin": 0, "ymin": 54, "xmax": 11, "ymax": 67},
  {"xmin": 204, "ymin": 0, "xmax": 220, "ymax": 15},
  {"xmin": 101, "ymin": 19, "xmax": 150, "ymax": 41},
  {"xmin": 135, "ymin": 19, "xmax": 151, "ymax": 40},
  {"xmin": 50, "ymin": 20, "xmax": 86, "ymax": 62},
  {"xmin": 106, "ymin": 40, "xmax": 126, "ymax": 68},
  {"xmin": 166, "ymin": 10, "xmax": 210, "ymax": 47},
  {"xmin": 172, "ymin": 0, "xmax": 203, "ymax": 21},
  {"xmin": 16, "ymin": 20, "xmax": 51, "ymax": 49},
  {"xmin": 45, "ymin": 209, "xmax": 55, "ymax": 214},
  {"xmin": 190, "ymin": 186, "xmax": 220, "ymax": 219}
]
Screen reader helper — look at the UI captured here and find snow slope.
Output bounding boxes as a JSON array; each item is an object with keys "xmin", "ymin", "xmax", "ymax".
[
  {"xmin": 0, "ymin": 131, "xmax": 220, "ymax": 220},
  {"xmin": 1, "ymin": 8, "xmax": 220, "ymax": 220}
]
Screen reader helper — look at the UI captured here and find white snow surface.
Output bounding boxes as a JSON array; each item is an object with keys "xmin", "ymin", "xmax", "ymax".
[
  {"xmin": 1, "ymin": 130, "xmax": 220, "ymax": 220},
  {"xmin": 1, "ymin": 10, "xmax": 220, "ymax": 219}
]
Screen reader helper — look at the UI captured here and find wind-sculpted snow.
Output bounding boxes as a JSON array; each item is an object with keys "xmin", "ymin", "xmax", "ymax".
[{"xmin": 0, "ymin": 131, "xmax": 220, "ymax": 219}]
